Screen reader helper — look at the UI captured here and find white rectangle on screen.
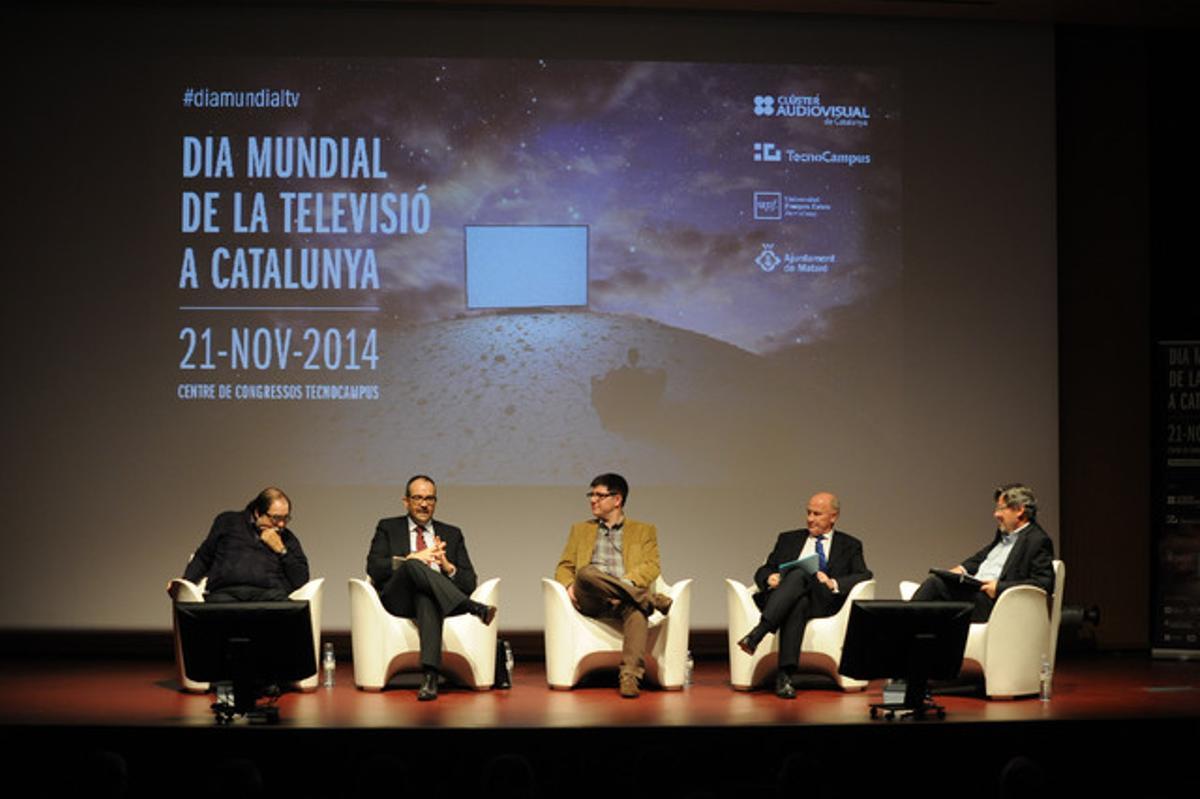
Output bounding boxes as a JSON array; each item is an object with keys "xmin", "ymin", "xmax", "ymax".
[{"xmin": 465, "ymin": 225, "xmax": 588, "ymax": 308}]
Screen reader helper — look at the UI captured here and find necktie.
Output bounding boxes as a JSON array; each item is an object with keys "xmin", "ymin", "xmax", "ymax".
[
  {"xmin": 815, "ymin": 534, "xmax": 827, "ymax": 572},
  {"xmin": 415, "ymin": 525, "xmax": 428, "ymax": 552}
]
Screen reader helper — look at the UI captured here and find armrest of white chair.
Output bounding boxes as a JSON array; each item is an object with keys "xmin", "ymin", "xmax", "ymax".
[
  {"xmin": 445, "ymin": 577, "xmax": 501, "ymax": 689},
  {"xmin": 168, "ymin": 578, "xmax": 205, "ymax": 603},
  {"xmin": 349, "ymin": 577, "xmax": 390, "ymax": 689},
  {"xmin": 725, "ymin": 578, "xmax": 766, "ymax": 689},
  {"xmin": 288, "ymin": 578, "xmax": 324, "ymax": 690},
  {"xmin": 724, "ymin": 578, "xmax": 759, "ymax": 649},
  {"xmin": 898, "ymin": 580, "xmax": 919, "ymax": 601},
  {"xmin": 830, "ymin": 578, "xmax": 875, "ymax": 628},
  {"xmin": 821, "ymin": 579, "xmax": 875, "ymax": 690},
  {"xmin": 541, "ymin": 578, "xmax": 579, "ymax": 688},
  {"xmin": 977, "ymin": 583, "xmax": 1050, "ymax": 697},
  {"xmin": 470, "ymin": 576, "xmax": 501, "ymax": 606},
  {"xmin": 654, "ymin": 578, "xmax": 693, "ymax": 688},
  {"xmin": 289, "ymin": 578, "xmax": 323, "ymax": 602},
  {"xmin": 168, "ymin": 577, "xmax": 207, "ymax": 692}
]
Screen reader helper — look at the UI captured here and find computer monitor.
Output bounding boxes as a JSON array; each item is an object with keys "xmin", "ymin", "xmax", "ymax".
[
  {"xmin": 839, "ymin": 600, "xmax": 973, "ymax": 719},
  {"xmin": 175, "ymin": 600, "xmax": 315, "ymax": 722}
]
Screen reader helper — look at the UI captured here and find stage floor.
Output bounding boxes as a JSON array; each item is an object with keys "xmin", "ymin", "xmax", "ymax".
[
  {"xmin": 1, "ymin": 654, "xmax": 1197, "ymax": 729},
  {"xmin": 1, "ymin": 655, "xmax": 1197, "ymax": 797}
]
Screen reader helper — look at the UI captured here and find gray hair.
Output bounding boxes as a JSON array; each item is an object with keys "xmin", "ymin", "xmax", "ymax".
[{"xmin": 995, "ymin": 483, "xmax": 1037, "ymax": 520}]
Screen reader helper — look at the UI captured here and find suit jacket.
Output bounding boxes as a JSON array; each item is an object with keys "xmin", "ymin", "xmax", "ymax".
[
  {"xmin": 961, "ymin": 520, "xmax": 1055, "ymax": 596},
  {"xmin": 752, "ymin": 529, "xmax": 872, "ymax": 607},
  {"xmin": 366, "ymin": 516, "xmax": 478, "ymax": 597},
  {"xmin": 555, "ymin": 518, "xmax": 660, "ymax": 589}
]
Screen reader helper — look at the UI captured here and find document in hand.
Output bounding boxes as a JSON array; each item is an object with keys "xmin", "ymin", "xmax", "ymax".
[
  {"xmin": 929, "ymin": 568, "xmax": 983, "ymax": 589},
  {"xmin": 779, "ymin": 553, "xmax": 821, "ymax": 576}
]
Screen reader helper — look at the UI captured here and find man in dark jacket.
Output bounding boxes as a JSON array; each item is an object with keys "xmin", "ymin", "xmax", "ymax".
[
  {"xmin": 737, "ymin": 491, "xmax": 872, "ymax": 698},
  {"xmin": 911, "ymin": 483, "xmax": 1055, "ymax": 622},
  {"xmin": 182, "ymin": 486, "xmax": 309, "ymax": 602},
  {"xmin": 366, "ymin": 475, "xmax": 496, "ymax": 700}
]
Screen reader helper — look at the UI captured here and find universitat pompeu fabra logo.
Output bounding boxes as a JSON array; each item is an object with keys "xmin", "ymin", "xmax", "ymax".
[{"xmin": 756, "ymin": 243, "xmax": 781, "ymax": 272}]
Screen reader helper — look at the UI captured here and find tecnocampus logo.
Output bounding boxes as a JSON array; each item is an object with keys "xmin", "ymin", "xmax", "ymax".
[{"xmin": 753, "ymin": 142, "xmax": 781, "ymax": 162}]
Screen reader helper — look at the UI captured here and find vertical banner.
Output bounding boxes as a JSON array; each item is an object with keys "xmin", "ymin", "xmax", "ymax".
[{"xmin": 1153, "ymin": 341, "xmax": 1200, "ymax": 657}]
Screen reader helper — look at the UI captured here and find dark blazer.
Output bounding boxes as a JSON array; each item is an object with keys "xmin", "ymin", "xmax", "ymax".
[
  {"xmin": 961, "ymin": 520, "xmax": 1055, "ymax": 596},
  {"xmin": 366, "ymin": 516, "xmax": 478, "ymax": 596},
  {"xmin": 753, "ymin": 529, "xmax": 872, "ymax": 607}
]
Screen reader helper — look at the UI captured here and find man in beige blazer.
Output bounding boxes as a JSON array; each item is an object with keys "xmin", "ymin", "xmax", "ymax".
[{"xmin": 555, "ymin": 472, "xmax": 673, "ymax": 698}]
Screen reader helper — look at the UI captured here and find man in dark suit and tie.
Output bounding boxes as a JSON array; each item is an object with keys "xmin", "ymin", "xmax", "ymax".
[
  {"xmin": 910, "ymin": 483, "xmax": 1054, "ymax": 622},
  {"xmin": 366, "ymin": 475, "xmax": 496, "ymax": 700},
  {"xmin": 737, "ymin": 491, "xmax": 872, "ymax": 698}
]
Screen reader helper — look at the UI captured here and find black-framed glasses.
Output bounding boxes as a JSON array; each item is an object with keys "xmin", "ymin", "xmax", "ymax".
[
  {"xmin": 586, "ymin": 491, "xmax": 615, "ymax": 500},
  {"xmin": 407, "ymin": 495, "xmax": 438, "ymax": 505}
]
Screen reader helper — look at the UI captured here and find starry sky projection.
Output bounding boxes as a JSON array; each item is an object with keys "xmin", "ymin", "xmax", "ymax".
[{"xmin": 187, "ymin": 57, "xmax": 901, "ymax": 355}]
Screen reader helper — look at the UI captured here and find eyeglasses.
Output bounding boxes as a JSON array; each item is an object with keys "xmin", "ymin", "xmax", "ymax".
[
  {"xmin": 265, "ymin": 513, "xmax": 291, "ymax": 524},
  {"xmin": 586, "ymin": 491, "xmax": 616, "ymax": 500},
  {"xmin": 407, "ymin": 495, "xmax": 438, "ymax": 505}
]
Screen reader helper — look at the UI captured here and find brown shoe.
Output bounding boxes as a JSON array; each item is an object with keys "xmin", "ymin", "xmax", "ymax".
[
  {"xmin": 651, "ymin": 593, "xmax": 673, "ymax": 615},
  {"xmin": 619, "ymin": 672, "xmax": 640, "ymax": 698}
]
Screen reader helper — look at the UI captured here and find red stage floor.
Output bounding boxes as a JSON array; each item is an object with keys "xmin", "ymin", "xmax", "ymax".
[
  {"xmin": 1, "ymin": 655, "xmax": 1197, "ymax": 729},
  {"xmin": 1, "ymin": 655, "xmax": 1197, "ymax": 798}
]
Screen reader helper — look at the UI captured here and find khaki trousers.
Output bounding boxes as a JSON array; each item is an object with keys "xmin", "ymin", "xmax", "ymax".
[{"xmin": 571, "ymin": 564, "xmax": 654, "ymax": 679}]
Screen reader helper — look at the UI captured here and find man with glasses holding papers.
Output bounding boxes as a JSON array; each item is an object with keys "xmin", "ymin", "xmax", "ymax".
[{"xmin": 909, "ymin": 483, "xmax": 1054, "ymax": 622}]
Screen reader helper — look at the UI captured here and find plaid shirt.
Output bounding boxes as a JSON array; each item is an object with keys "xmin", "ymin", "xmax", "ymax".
[{"xmin": 589, "ymin": 521, "xmax": 624, "ymax": 579}]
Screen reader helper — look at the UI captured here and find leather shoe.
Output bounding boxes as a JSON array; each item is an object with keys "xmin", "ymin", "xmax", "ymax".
[
  {"xmin": 417, "ymin": 671, "xmax": 438, "ymax": 701},
  {"xmin": 619, "ymin": 672, "xmax": 640, "ymax": 699},
  {"xmin": 650, "ymin": 593, "xmax": 673, "ymax": 615},
  {"xmin": 774, "ymin": 671, "xmax": 797, "ymax": 700},
  {"xmin": 478, "ymin": 603, "xmax": 498, "ymax": 626},
  {"xmin": 737, "ymin": 633, "xmax": 759, "ymax": 656}
]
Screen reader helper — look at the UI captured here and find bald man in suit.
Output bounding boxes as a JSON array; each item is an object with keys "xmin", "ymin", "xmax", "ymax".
[{"xmin": 737, "ymin": 491, "xmax": 872, "ymax": 698}]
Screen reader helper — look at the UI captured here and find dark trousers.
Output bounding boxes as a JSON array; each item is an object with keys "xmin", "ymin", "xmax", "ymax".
[
  {"xmin": 380, "ymin": 558, "xmax": 471, "ymax": 670},
  {"xmin": 206, "ymin": 585, "xmax": 291, "ymax": 602},
  {"xmin": 912, "ymin": 574, "xmax": 994, "ymax": 622},
  {"xmin": 572, "ymin": 565, "xmax": 654, "ymax": 679},
  {"xmin": 756, "ymin": 570, "xmax": 841, "ymax": 670}
]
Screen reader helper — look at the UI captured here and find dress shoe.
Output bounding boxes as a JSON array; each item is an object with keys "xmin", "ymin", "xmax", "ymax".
[
  {"xmin": 475, "ymin": 602, "xmax": 498, "ymax": 626},
  {"xmin": 417, "ymin": 671, "xmax": 439, "ymax": 701},
  {"xmin": 737, "ymin": 633, "xmax": 759, "ymax": 656},
  {"xmin": 619, "ymin": 672, "xmax": 640, "ymax": 699},
  {"xmin": 774, "ymin": 671, "xmax": 797, "ymax": 700},
  {"xmin": 650, "ymin": 593, "xmax": 673, "ymax": 615}
]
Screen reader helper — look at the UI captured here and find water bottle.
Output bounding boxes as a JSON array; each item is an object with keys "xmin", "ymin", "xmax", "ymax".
[
  {"xmin": 685, "ymin": 650, "xmax": 694, "ymax": 687},
  {"xmin": 1039, "ymin": 653, "xmax": 1051, "ymax": 701},
  {"xmin": 504, "ymin": 640, "xmax": 515, "ymax": 678},
  {"xmin": 322, "ymin": 641, "xmax": 336, "ymax": 688}
]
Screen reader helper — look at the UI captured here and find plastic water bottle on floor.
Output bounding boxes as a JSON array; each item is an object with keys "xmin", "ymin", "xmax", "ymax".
[{"xmin": 322, "ymin": 641, "xmax": 336, "ymax": 688}]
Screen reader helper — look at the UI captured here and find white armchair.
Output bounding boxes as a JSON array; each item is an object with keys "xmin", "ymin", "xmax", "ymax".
[
  {"xmin": 725, "ymin": 577, "xmax": 876, "ymax": 691},
  {"xmin": 348, "ymin": 576, "xmax": 500, "ymax": 691},
  {"xmin": 167, "ymin": 576, "xmax": 325, "ymax": 693},
  {"xmin": 542, "ymin": 576, "xmax": 693, "ymax": 690},
  {"xmin": 899, "ymin": 560, "xmax": 1066, "ymax": 698}
]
